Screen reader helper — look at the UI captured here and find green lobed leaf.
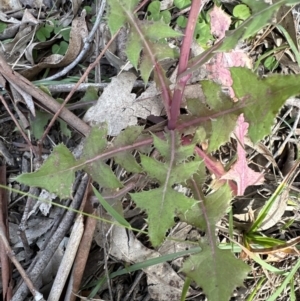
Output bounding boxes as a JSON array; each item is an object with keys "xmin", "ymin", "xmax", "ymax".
[
  {"xmin": 15, "ymin": 144, "xmax": 76, "ymax": 199},
  {"xmin": 263, "ymin": 56, "xmax": 278, "ymax": 71},
  {"xmin": 52, "ymin": 41, "xmax": 69, "ymax": 55},
  {"xmin": 204, "ymin": 81, "xmax": 238, "ymax": 152},
  {"xmin": 192, "ymin": 126, "xmax": 207, "ymax": 145},
  {"xmin": 140, "ymin": 154, "xmax": 199, "ymax": 185},
  {"xmin": 107, "ymin": 0, "xmax": 129, "ymax": 35},
  {"xmin": 152, "ymin": 133, "xmax": 194, "ymax": 163},
  {"xmin": 233, "ymin": 4, "xmax": 251, "ymax": 21},
  {"xmin": 59, "ymin": 120, "xmax": 71, "ymax": 137},
  {"xmin": 147, "ymin": 1, "xmax": 161, "ymax": 21},
  {"xmin": 152, "ymin": 132, "xmax": 178, "ymax": 159},
  {"xmin": 84, "ymin": 5, "xmax": 92, "ymax": 14},
  {"xmin": 231, "ymin": 67, "xmax": 300, "ymax": 143},
  {"xmin": 131, "ymin": 188, "xmax": 197, "ymax": 247},
  {"xmin": 81, "ymin": 86, "xmax": 98, "ymax": 102},
  {"xmin": 181, "ymin": 184, "xmax": 232, "ymax": 230},
  {"xmin": 82, "ymin": 127, "xmax": 122, "ymax": 189},
  {"xmin": 142, "ymin": 21, "xmax": 182, "ymax": 40},
  {"xmin": 126, "ymin": 31, "xmax": 142, "ymax": 69},
  {"xmin": 176, "ymin": 16, "xmax": 187, "ymax": 28},
  {"xmin": 195, "ymin": 22, "xmax": 213, "ymax": 48},
  {"xmin": 31, "ymin": 111, "xmax": 51, "ymax": 139},
  {"xmin": 113, "ymin": 126, "xmax": 143, "ymax": 173},
  {"xmin": 191, "ymin": 159, "xmax": 207, "ymax": 186},
  {"xmin": 174, "ymin": 0, "xmax": 191, "ymax": 9},
  {"xmin": 131, "ymin": 131, "xmax": 199, "ymax": 246},
  {"xmin": 107, "ymin": 0, "xmax": 181, "ymax": 83},
  {"xmin": 138, "ymin": 40, "xmax": 178, "ymax": 83},
  {"xmin": 160, "ymin": 11, "xmax": 171, "ymax": 24},
  {"xmin": 36, "ymin": 24, "xmax": 53, "ymax": 42},
  {"xmin": 107, "ymin": 0, "xmax": 139, "ymax": 34},
  {"xmin": 209, "ymin": 114, "xmax": 237, "ymax": 151},
  {"xmin": 152, "ymin": 43, "xmax": 179, "ymax": 61},
  {"xmin": 54, "ymin": 25, "xmax": 63, "ymax": 35},
  {"xmin": 139, "ymin": 53, "xmax": 154, "ymax": 83},
  {"xmin": 36, "ymin": 29, "xmax": 46, "ymax": 42},
  {"xmin": 61, "ymin": 28, "xmax": 71, "ymax": 41},
  {"xmin": 181, "ymin": 243, "xmax": 250, "ymax": 301},
  {"xmin": 186, "ymin": 81, "xmax": 240, "ymax": 152}
]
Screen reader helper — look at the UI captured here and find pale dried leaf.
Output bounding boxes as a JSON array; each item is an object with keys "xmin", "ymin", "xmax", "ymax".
[
  {"xmin": 84, "ymin": 72, "xmax": 137, "ymax": 136},
  {"xmin": 0, "ymin": 73, "xmax": 6, "ymax": 88},
  {"xmin": 0, "ymin": 0, "xmax": 22, "ymax": 11},
  {"xmin": 160, "ymin": 0, "xmax": 173, "ymax": 10},
  {"xmin": 0, "ymin": 23, "xmax": 20, "ymax": 40},
  {"xmin": 22, "ymin": 9, "xmax": 39, "ymax": 25},
  {"xmin": 135, "ymin": 82, "xmax": 165, "ymax": 116},
  {"xmin": 108, "ymin": 226, "xmax": 191, "ymax": 301},
  {"xmin": 9, "ymin": 87, "xmax": 31, "ymax": 128},
  {"xmin": 33, "ymin": 189, "xmax": 56, "ymax": 216},
  {"xmin": 71, "ymin": 0, "xmax": 83, "ymax": 16},
  {"xmin": 266, "ymin": 252, "xmax": 290, "ymax": 262},
  {"xmin": 0, "ymin": 11, "xmax": 20, "ymax": 23},
  {"xmin": 1, "ymin": 9, "xmax": 38, "ymax": 53},
  {"xmin": 10, "ymin": 217, "xmax": 54, "ymax": 248},
  {"xmin": 84, "ymin": 73, "xmax": 164, "ymax": 136},
  {"xmin": 3, "ymin": 26, "xmax": 34, "ymax": 60},
  {"xmin": 183, "ymin": 83, "xmax": 205, "ymax": 106},
  {"xmin": 277, "ymin": 4, "xmax": 298, "ymax": 49}
]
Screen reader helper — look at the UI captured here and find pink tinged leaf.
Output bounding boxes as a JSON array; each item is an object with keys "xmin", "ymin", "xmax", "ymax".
[
  {"xmin": 205, "ymin": 52, "xmax": 252, "ymax": 98},
  {"xmin": 222, "ymin": 114, "xmax": 264, "ymax": 195},
  {"xmin": 195, "ymin": 146, "xmax": 237, "ymax": 195},
  {"xmin": 209, "ymin": 5, "xmax": 231, "ymax": 40}
]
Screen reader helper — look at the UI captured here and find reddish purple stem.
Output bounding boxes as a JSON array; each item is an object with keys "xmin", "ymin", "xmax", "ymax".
[{"xmin": 168, "ymin": 0, "xmax": 203, "ymax": 129}]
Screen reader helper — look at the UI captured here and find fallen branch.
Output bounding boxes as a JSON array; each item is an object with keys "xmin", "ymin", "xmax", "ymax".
[{"xmin": 0, "ymin": 54, "xmax": 91, "ymax": 137}]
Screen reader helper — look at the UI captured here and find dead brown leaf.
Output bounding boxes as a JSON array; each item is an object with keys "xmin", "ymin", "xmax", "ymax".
[{"xmin": 21, "ymin": 13, "xmax": 88, "ymax": 79}]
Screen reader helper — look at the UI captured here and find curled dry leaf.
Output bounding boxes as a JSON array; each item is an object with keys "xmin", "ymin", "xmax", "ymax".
[
  {"xmin": 2, "ymin": 26, "xmax": 35, "ymax": 62},
  {"xmin": 256, "ymin": 189, "xmax": 289, "ymax": 231},
  {"xmin": 0, "ymin": 10, "xmax": 38, "ymax": 56},
  {"xmin": 233, "ymin": 189, "xmax": 288, "ymax": 232},
  {"xmin": 25, "ymin": 39, "xmax": 61, "ymax": 65},
  {"xmin": 10, "ymin": 82, "xmax": 36, "ymax": 117},
  {"xmin": 21, "ymin": 14, "xmax": 88, "ymax": 79}
]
